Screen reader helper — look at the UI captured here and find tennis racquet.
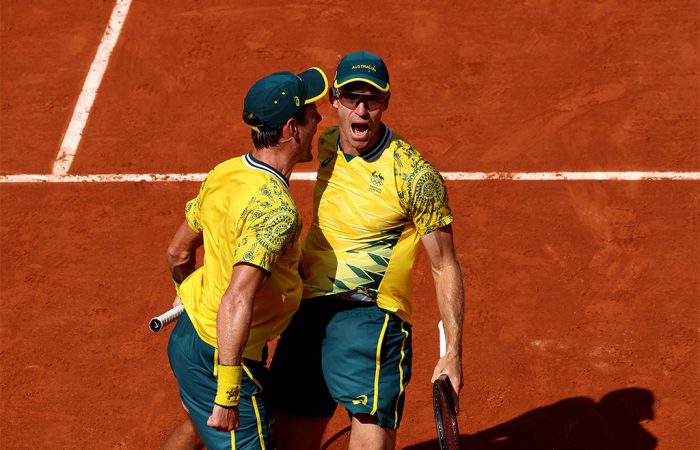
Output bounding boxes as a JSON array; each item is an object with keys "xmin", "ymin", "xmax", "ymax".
[
  {"xmin": 433, "ymin": 321, "xmax": 461, "ymax": 450},
  {"xmin": 149, "ymin": 305, "xmax": 184, "ymax": 332}
]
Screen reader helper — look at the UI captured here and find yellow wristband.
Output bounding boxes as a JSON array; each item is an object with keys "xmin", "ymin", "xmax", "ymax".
[{"xmin": 214, "ymin": 365, "xmax": 242, "ymax": 408}]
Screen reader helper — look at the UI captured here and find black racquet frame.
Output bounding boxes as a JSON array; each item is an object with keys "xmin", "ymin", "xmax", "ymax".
[{"xmin": 433, "ymin": 374, "xmax": 460, "ymax": 450}]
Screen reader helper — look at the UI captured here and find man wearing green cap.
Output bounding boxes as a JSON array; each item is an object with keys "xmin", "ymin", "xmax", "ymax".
[
  {"xmin": 161, "ymin": 67, "xmax": 328, "ymax": 450},
  {"xmin": 270, "ymin": 51, "xmax": 465, "ymax": 449}
]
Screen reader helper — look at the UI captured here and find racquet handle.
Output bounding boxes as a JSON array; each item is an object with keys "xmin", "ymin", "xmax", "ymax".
[
  {"xmin": 438, "ymin": 320, "xmax": 447, "ymax": 357},
  {"xmin": 149, "ymin": 305, "xmax": 185, "ymax": 333}
]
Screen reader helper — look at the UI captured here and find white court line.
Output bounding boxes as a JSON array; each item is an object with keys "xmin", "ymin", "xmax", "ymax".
[
  {"xmin": 1, "ymin": 172, "xmax": 699, "ymax": 183},
  {"xmin": 52, "ymin": 0, "xmax": 133, "ymax": 176}
]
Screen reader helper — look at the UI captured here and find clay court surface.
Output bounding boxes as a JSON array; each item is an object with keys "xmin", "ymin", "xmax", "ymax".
[{"xmin": 1, "ymin": 1, "xmax": 698, "ymax": 449}]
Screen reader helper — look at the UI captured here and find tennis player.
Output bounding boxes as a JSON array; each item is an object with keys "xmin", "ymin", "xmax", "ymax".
[
  {"xmin": 270, "ymin": 51, "xmax": 465, "ymax": 450},
  {"xmin": 161, "ymin": 66, "xmax": 328, "ymax": 450}
]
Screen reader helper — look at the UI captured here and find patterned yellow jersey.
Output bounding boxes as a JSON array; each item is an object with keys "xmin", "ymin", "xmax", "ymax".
[
  {"xmin": 301, "ymin": 125, "xmax": 453, "ymax": 323},
  {"xmin": 178, "ymin": 153, "xmax": 303, "ymax": 361}
]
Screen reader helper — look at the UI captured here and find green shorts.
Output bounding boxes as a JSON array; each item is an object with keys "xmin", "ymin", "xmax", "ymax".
[
  {"xmin": 269, "ymin": 296, "xmax": 412, "ymax": 429},
  {"xmin": 168, "ymin": 312, "xmax": 272, "ymax": 450}
]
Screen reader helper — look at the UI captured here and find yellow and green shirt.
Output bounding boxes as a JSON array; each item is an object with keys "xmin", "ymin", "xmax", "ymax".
[
  {"xmin": 301, "ymin": 126, "xmax": 453, "ymax": 323},
  {"xmin": 178, "ymin": 153, "xmax": 303, "ymax": 361}
]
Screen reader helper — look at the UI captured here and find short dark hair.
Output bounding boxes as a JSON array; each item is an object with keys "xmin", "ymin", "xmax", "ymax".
[{"xmin": 242, "ymin": 106, "xmax": 309, "ymax": 150}]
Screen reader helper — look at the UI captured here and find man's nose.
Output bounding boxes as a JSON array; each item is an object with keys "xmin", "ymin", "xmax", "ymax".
[{"xmin": 353, "ymin": 100, "xmax": 369, "ymax": 115}]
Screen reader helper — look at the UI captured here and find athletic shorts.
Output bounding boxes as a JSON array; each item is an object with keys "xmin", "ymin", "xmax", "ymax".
[
  {"xmin": 168, "ymin": 312, "xmax": 273, "ymax": 450},
  {"xmin": 269, "ymin": 296, "xmax": 412, "ymax": 429}
]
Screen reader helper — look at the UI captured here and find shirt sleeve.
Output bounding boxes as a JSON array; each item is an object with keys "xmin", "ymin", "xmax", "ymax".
[
  {"xmin": 395, "ymin": 144, "xmax": 454, "ymax": 235},
  {"xmin": 184, "ymin": 174, "xmax": 209, "ymax": 233},
  {"xmin": 232, "ymin": 183, "xmax": 301, "ymax": 272}
]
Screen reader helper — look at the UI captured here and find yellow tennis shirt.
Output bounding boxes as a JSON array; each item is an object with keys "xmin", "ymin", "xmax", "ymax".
[
  {"xmin": 301, "ymin": 126, "xmax": 453, "ymax": 323},
  {"xmin": 178, "ymin": 153, "xmax": 303, "ymax": 361}
]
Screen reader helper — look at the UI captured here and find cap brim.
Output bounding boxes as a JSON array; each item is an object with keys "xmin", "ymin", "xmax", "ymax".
[
  {"xmin": 298, "ymin": 67, "xmax": 329, "ymax": 104},
  {"xmin": 334, "ymin": 76, "xmax": 390, "ymax": 93}
]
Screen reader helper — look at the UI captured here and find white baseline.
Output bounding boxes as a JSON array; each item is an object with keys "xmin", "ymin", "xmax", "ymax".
[{"xmin": 1, "ymin": 172, "xmax": 699, "ymax": 183}]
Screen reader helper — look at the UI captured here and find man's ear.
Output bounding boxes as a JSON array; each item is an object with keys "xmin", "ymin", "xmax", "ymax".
[
  {"xmin": 383, "ymin": 92, "xmax": 391, "ymax": 111},
  {"xmin": 284, "ymin": 117, "xmax": 299, "ymax": 139},
  {"xmin": 279, "ymin": 118, "xmax": 296, "ymax": 142},
  {"xmin": 329, "ymin": 90, "xmax": 340, "ymax": 109}
]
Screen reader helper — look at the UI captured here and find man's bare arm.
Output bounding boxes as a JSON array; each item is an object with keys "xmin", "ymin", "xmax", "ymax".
[
  {"xmin": 167, "ymin": 221, "xmax": 203, "ymax": 285},
  {"xmin": 207, "ymin": 263, "xmax": 269, "ymax": 432},
  {"xmin": 421, "ymin": 223, "xmax": 465, "ymax": 410}
]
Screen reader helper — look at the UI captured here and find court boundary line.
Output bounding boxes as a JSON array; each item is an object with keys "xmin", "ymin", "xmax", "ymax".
[
  {"xmin": 52, "ymin": 0, "xmax": 133, "ymax": 176},
  {"xmin": 1, "ymin": 172, "xmax": 699, "ymax": 183}
]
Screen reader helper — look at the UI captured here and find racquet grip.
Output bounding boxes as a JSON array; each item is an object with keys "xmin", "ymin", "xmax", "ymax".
[
  {"xmin": 438, "ymin": 320, "xmax": 447, "ymax": 357},
  {"xmin": 149, "ymin": 305, "xmax": 185, "ymax": 332}
]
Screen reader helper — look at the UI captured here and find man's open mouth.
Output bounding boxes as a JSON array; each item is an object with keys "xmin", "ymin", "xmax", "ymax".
[{"xmin": 351, "ymin": 123, "xmax": 369, "ymax": 138}]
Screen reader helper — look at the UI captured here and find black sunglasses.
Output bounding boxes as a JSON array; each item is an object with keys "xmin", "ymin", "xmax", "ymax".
[{"xmin": 333, "ymin": 88, "xmax": 389, "ymax": 111}]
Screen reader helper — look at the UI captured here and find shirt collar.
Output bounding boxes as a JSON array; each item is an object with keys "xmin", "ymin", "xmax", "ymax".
[{"xmin": 243, "ymin": 153, "xmax": 289, "ymax": 188}]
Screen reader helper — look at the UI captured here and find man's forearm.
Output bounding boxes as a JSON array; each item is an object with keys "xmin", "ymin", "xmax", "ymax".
[
  {"xmin": 168, "ymin": 253, "xmax": 197, "ymax": 284},
  {"xmin": 167, "ymin": 221, "xmax": 203, "ymax": 284},
  {"xmin": 216, "ymin": 289, "xmax": 254, "ymax": 366},
  {"xmin": 432, "ymin": 261, "xmax": 465, "ymax": 356},
  {"xmin": 216, "ymin": 263, "xmax": 268, "ymax": 365}
]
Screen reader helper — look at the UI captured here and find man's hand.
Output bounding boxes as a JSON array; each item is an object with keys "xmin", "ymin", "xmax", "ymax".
[
  {"xmin": 431, "ymin": 353, "xmax": 462, "ymax": 414},
  {"xmin": 172, "ymin": 295, "xmax": 183, "ymax": 308},
  {"xmin": 207, "ymin": 405, "xmax": 239, "ymax": 431}
]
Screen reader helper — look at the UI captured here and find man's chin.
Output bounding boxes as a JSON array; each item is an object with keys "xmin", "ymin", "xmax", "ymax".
[
  {"xmin": 356, "ymin": 142, "xmax": 377, "ymax": 154},
  {"xmin": 345, "ymin": 135, "xmax": 370, "ymax": 152}
]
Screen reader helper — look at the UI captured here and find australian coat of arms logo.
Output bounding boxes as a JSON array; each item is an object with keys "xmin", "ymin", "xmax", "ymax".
[{"xmin": 370, "ymin": 170, "xmax": 385, "ymax": 193}]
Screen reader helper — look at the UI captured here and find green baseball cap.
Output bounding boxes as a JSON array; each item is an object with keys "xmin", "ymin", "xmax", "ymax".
[
  {"xmin": 333, "ymin": 51, "xmax": 390, "ymax": 93},
  {"xmin": 244, "ymin": 67, "xmax": 328, "ymax": 131}
]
